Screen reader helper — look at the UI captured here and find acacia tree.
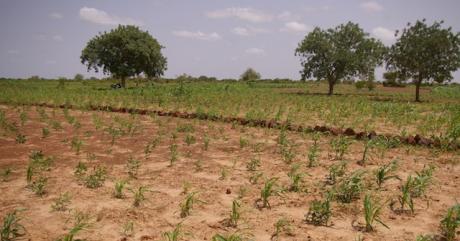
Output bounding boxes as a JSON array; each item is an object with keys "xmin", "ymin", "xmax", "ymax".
[
  {"xmin": 295, "ymin": 22, "xmax": 386, "ymax": 95},
  {"xmin": 386, "ymin": 19, "xmax": 460, "ymax": 101},
  {"xmin": 240, "ymin": 68, "xmax": 261, "ymax": 81},
  {"xmin": 81, "ymin": 25, "xmax": 167, "ymax": 88}
]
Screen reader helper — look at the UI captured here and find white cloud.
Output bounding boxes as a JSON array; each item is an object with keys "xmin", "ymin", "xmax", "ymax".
[
  {"xmin": 245, "ymin": 48, "xmax": 265, "ymax": 55},
  {"xmin": 52, "ymin": 35, "xmax": 63, "ymax": 42},
  {"xmin": 232, "ymin": 27, "xmax": 250, "ymax": 36},
  {"xmin": 281, "ymin": 21, "xmax": 311, "ymax": 33},
  {"xmin": 360, "ymin": 1, "xmax": 384, "ymax": 12},
  {"xmin": 372, "ymin": 27, "xmax": 396, "ymax": 44},
  {"xmin": 49, "ymin": 12, "xmax": 63, "ymax": 19},
  {"xmin": 172, "ymin": 30, "xmax": 222, "ymax": 41},
  {"xmin": 277, "ymin": 11, "xmax": 300, "ymax": 21},
  {"xmin": 206, "ymin": 8, "xmax": 273, "ymax": 23},
  {"xmin": 79, "ymin": 7, "xmax": 144, "ymax": 26},
  {"xmin": 231, "ymin": 26, "xmax": 270, "ymax": 36}
]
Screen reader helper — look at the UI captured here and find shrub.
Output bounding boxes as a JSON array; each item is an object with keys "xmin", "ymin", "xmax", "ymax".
[
  {"xmin": 333, "ymin": 170, "xmax": 365, "ymax": 203},
  {"xmin": 305, "ymin": 197, "xmax": 332, "ymax": 226},
  {"xmin": 84, "ymin": 166, "xmax": 106, "ymax": 189}
]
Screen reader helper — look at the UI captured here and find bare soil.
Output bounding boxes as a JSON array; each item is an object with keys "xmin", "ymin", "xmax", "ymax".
[{"xmin": 0, "ymin": 105, "xmax": 459, "ymax": 241}]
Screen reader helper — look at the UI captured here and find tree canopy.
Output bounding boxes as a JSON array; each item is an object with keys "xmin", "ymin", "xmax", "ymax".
[
  {"xmin": 81, "ymin": 25, "xmax": 167, "ymax": 88},
  {"xmin": 240, "ymin": 68, "xmax": 261, "ymax": 81},
  {"xmin": 295, "ymin": 22, "xmax": 386, "ymax": 95},
  {"xmin": 386, "ymin": 19, "xmax": 460, "ymax": 101}
]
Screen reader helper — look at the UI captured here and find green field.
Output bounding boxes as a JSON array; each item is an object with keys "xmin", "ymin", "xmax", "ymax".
[{"xmin": 1, "ymin": 79, "xmax": 459, "ymax": 140}]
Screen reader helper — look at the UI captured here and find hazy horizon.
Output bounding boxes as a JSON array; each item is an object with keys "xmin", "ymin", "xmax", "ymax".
[{"xmin": 1, "ymin": 0, "xmax": 460, "ymax": 81}]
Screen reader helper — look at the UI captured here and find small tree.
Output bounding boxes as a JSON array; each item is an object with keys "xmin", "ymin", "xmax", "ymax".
[
  {"xmin": 295, "ymin": 22, "xmax": 386, "ymax": 95},
  {"xmin": 240, "ymin": 68, "xmax": 261, "ymax": 81},
  {"xmin": 74, "ymin": 74, "xmax": 84, "ymax": 81},
  {"xmin": 386, "ymin": 19, "xmax": 460, "ymax": 101},
  {"xmin": 81, "ymin": 25, "xmax": 167, "ymax": 88}
]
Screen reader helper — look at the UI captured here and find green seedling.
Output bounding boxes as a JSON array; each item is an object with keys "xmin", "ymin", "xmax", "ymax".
[
  {"xmin": 51, "ymin": 192, "xmax": 72, "ymax": 211},
  {"xmin": 440, "ymin": 204, "xmax": 460, "ymax": 241},
  {"xmin": 114, "ymin": 180, "xmax": 128, "ymax": 199},
  {"xmin": 375, "ymin": 160, "xmax": 400, "ymax": 188},
  {"xmin": 180, "ymin": 192, "xmax": 204, "ymax": 218},
  {"xmin": 305, "ymin": 197, "xmax": 332, "ymax": 226},
  {"xmin": 363, "ymin": 193, "xmax": 389, "ymax": 231},
  {"xmin": 1, "ymin": 210, "xmax": 26, "ymax": 240}
]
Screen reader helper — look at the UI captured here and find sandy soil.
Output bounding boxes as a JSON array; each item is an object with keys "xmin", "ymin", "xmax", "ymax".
[{"xmin": 0, "ymin": 105, "xmax": 459, "ymax": 241}]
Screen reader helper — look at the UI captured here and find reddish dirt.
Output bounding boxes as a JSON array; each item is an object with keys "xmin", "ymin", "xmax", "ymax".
[{"xmin": 0, "ymin": 105, "xmax": 459, "ymax": 241}]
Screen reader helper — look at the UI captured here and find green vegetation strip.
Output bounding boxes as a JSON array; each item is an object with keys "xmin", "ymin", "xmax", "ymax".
[{"xmin": 3, "ymin": 101, "xmax": 458, "ymax": 150}]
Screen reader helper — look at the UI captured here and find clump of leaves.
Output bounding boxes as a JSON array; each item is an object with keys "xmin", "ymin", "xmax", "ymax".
[
  {"xmin": 144, "ymin": 136, "xmax": 161, "ymax": 156},
  {"xmin": 163, "ymin": 223, "xmax": 186, "ymax": 241},
  {"xmin": 363, "ymin": 193, "xmax": 389, "ymax": 232},
  {"xmin": 56, "ymin": 211, "xmax": 92, "ymax": 241},
  {"xmin": 307, "ymin": 133, "xmax": 321, "ymax": 167},
  {"xmin": 246, "ymin": 158, "xmax": 260, "ymax": 172},
  {"xmin": 212, "ymin": 232, "xmax": 246, "ymax": 241},
  {"xmin": 70, "ymin": 136, "xmax": 83, "ymax": 155},
  {"xmin": 287, "ymin": 163, "xmax": 305, "ymax": 192},
  {"xmin": 1, "ymin": 167, "xmax": 12, "ymax": 182},
  {"xmin": 225, "ymin": 200, "xmax": 241, "ymax": 227},
  {"xmin": 30, "ymin": 175, "xmax": 47, "ymax": 196},
  {"xmin": 271, "ymin": 218, "xmax": 294, "ymax": 240},
  {"xmin": 1, "ymin": 210, "xmax": 26, "ymax": 241},
  {"xmin": 330, "ymin": 136, "xmax": 351, "ymax": 160},
  {"xmin": 411, "ymin": 165, "xmax": 435, "ymax": 198},
  {"xmin": 239, "ymin": 137, "xmax": 249, "ymax": 149},
  {"xmin": 327, "ymin": 161, "xmax": 347, "ymax": 185},
  {"xmin": 440, "ymin": 204, "xmax": 460, "ymax": 241},
  {"xmin": 169, "ymin": 143, "xmax": 178, "ymax": 166},
  {"xmin": 358, "ymin": 139, "xmax": 377, "ymax": 166},
  {"xmin": 84, "ymin": 166, "xmax": 107, "ymax": 189},
  {"xmin": 19, "ymin": 111, "xmax": 28, "ymax": 126},
  {"xmin": 280, "ymin": 143, "xmax": 296, "ymax": 164},
  {"xmin": 180, "ymin": 192, "xmax": 204, "ymax": 218},
  {"xmin": 305, "ymin": 196, "xmax": 332, "ymax": 226},
  {"xmin": 415, "ymin": 235, "xmax": 434, "ymax": 241},
  {"xmin": 374, "ymin": 160, "xmax": 400, "ymax": 188},
  {"xmin": 184, "ymin": 134, "xmax": 196, "ymax": 146},
  {"xmin": 333, "ymin": 170, "xmax": 365, "ymax": 203},
  {"xmin": 258, "ymin": 178, "xmax": 281, "ymax": 209},
  {"xmin": 396, "ymin": 175, "xmax": 415, "ymax": 214},
  {"xmin": 176, "ymin": 123, "xmax": 194, "ymax": 133},
  {"xmin": 74, "ymin": 161, "xmax": 87, "ymax": 181},
  {"xmin": 113, "ymin": 180, "xmax": 128, "ymax": 199},
  {"xmin": 219, "ymin": 167, "xmax": 228, "ymax": 181},
  {"xmin": 51, "ymin": 192, "xmax": 72, "ymax": 212},
  {"xmin": 27, "ymin": 150, "xmax": 53, "ymax": 184},
  {"xmin": 249, "ymin": 172, "xmax": 263, "ymax": 185},
  {"xmin": 121, "ymin": 221, "xmax": 134, "ymax": 237},
  {"xmin": 130, "ymin": 186, "xmax": 148, "ymax": 207},
  {"xmin": 126, "ymin": 156, "xmax": 141, "ymax": 178},
  {"xmin": 15, "ymin": 133, "xmax": 26, "ymax": 144},
  {"xmin": 42, "ymin": 127, "xmax": 50, "ymax": 138},
  {"xmin": 203, "ymin": 134, "xmax": 210, "ymax": 151}
]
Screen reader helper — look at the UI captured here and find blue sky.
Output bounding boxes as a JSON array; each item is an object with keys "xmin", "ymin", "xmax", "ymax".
[{"xmin": 1, "ymin": 0, "xmax": 460, "ymax": 80}]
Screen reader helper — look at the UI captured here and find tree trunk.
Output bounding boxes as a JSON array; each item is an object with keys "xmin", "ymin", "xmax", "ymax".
[
  {"xmin": 328, "ymin": 80, "xmax": 334, "ymax": 96},
  {"xmin": 415, "ymin": 76, "xmax": 422, "ymax": 102},
  {"xmin": 121, "ymin": 77, "xmax": 126, "ymax": 88}
]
